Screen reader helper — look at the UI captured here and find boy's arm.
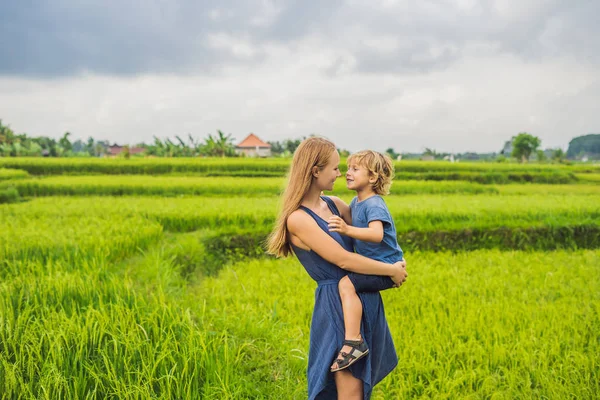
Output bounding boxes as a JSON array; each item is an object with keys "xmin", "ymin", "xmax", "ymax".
[{"xmin": 328, "ymin": 216, "xmax": 384, "ymax": 243}]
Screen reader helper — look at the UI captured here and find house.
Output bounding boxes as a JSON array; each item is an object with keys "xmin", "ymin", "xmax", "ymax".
[
  {"xmin": 235, "ymin": 133, "xmax": 271, "ymax": 157},
  {"xmin": 107, "ymin": 144, "xmax": 146, "ymax": 157},
  {"xmin": 443, "ymin": 154, "xmax": 455, "ymax": 163},
  {"xmin": 501, "ymin": 140, "xmax": 513, "ymax": 156}
]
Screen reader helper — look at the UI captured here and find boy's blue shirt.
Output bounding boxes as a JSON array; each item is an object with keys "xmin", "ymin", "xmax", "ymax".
[{"xmin": 349, "ymin": 195, "xmax": 404, "ymax": 264}]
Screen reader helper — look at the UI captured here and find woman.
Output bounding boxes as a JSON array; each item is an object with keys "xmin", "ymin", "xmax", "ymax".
[{"xmin": 267, "ymin": 137, "xmax": 407, "ymax": 399}]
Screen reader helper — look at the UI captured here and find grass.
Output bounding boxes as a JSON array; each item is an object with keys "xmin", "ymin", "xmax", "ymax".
[
  {"xmin": 2, "ymin": 157, "xmax": 598, "ymax": 176},
  {"xmin": 0, "ymin": 159, "xmax": 598, "ymax": 398},
  {"xmin": 0, "ymin": 261, "xmax": 244, "ymax": 398},
  {"xmin": 4, "ymin": 194, "xmax": 597, "ymax": 233},
  {"xmin": 575, "ymin": 173, "xmax": 600, "ymax": 183},
  {"xmin": 0, "ymin": 213, "xmax": 163, "ymax": 263},
  {"xmin": 0, "ymin": 168, "xmax": 29, "ymax": 181},
  {"xmin": 3, "ymin": 226, "xmax": 597, "ymax": 398},
  {"xmin": 195, "ymin": 250, "xmax": 600, "ymax": 399},
  {"xmin": 394, "ymin": 170, "xmax": 577, "ymax": 184},
  {"xmin": 5, "ymin": 176, "xmax": 499, "ymax": 197},
  {"xmin": 497, "ymin": 183, "xmax": 600, "ymax": 195}
]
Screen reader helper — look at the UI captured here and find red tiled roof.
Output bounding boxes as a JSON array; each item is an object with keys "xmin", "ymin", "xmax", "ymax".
[
  {"xmin": 129, "ymin": 147, "xmax": 146, "ymax": 155},
  {"xmin": 108, "ymin": 145, "xmax": 145, "ymax": 156},
  {"xmin": 237, "ymin": 133, "xmax": 271, "ymax": 148}
]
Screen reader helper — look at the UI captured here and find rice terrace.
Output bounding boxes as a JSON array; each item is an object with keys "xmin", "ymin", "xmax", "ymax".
[{"xmin": 0, "ymin": 157, "xmax": 599, "ymax": 399}]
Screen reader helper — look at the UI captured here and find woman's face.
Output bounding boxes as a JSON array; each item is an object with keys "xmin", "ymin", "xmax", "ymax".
[{"xmin": 314, "ymin": 149, "xmax": 342, "ymax": 191}]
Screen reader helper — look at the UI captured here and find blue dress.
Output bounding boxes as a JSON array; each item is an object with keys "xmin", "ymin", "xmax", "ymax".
[{"xmin": 292, "ymin": 196, "xmax": 398, "ymax": 400}]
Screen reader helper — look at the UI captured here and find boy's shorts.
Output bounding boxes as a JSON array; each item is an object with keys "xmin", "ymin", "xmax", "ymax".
[{"xmin": 347, "ymin": 272, "xmax": 396, "ymax": 293}]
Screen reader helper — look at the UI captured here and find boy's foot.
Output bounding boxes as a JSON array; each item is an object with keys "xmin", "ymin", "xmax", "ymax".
[{"xmin": 330, "ymin": 338, "xmax": 369, "ymax": 372}]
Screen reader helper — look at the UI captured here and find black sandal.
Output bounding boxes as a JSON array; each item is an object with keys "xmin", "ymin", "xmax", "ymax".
[{"xmin": 330, "ymin": 338, "xmax": 369, "ymax": 372}]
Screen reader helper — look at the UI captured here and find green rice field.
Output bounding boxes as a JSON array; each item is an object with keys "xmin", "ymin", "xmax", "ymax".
[{"xmin": 0, "ymin": 158, "xmax": 598, "ymax": 399}]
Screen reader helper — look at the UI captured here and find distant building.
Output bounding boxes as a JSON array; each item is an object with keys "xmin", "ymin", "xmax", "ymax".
[
  {"xmin": 235, "ymin": 133, "xmax": 271, "ymax": 157},
  {"xmin": 501, "ymin": 140, "xmax": 513, "ymax": 156},
  {"xmin": 443, "ymin": 154, "xmax": 455, "ymax": 163},
  {"xmin": 107, "ymin": 144, "xmax": 146, "ymax": 157},
  {"xmin": 420, "ymin": 155, "xmax": 435, "ymax": 161}
]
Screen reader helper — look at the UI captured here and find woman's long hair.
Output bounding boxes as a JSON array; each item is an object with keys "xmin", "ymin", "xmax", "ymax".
[{"xmin": 266, "ymin": 137, "xmax": 337, "ymax": 257}]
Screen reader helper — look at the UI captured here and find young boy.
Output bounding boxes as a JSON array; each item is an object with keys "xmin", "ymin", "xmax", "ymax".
[{"xmin": 327, "ymin": 150, "xmax": 406, "ymax": 372}]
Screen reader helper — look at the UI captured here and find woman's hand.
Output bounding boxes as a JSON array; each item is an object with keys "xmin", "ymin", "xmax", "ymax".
[
  {"xmin": 328, "ymin": 215, "xmax": 349, "ymax": 235},
  {"xmin": 391, "ymin": 259, "xmax": 407, "ymax": 288}
]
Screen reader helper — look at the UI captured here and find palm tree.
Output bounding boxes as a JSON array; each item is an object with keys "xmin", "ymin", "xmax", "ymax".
[
  {"xmin": 553, "ymin": 148, "xmax": 566, "ymax": 163},
  {"xmin": 86, "ymin": 137, "xmax": 96, "ymax": 156},
  {"xmin": 214, "ymin": 130, "xmax": 234, "ymax": 157},
  {"xmin": 424, "ymin": 147, "xmax": 437, "ymax": 156},
  {"xmin": 0, "ymin": 120, "xmax": 16, "ymax": 145},
  {"xmin": 59, "ymin": 132, "xmax": 73, "ymax": 155},
  {"xmin": 201, "ymin": 130, "xmax": 235, "ymax": 157}
]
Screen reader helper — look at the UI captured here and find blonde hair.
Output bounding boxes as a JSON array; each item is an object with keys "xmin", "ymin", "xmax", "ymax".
[
  {"xmin": 266, "ymin": 137, "xmax": 337, "ymax": 257},
  {"xmin": 347, "ymin": 150, "xmax": 394, "ymax": 195}
]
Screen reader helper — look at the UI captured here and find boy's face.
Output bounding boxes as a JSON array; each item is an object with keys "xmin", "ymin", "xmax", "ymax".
[{"xmin": 346, "ymin": 161, "xmax": 376, "ymax": 192}]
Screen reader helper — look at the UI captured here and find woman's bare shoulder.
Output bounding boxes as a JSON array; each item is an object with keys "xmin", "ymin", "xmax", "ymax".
[{"xmin": 287, "ymin": 209, "xmax": 312, "ymax": 232}]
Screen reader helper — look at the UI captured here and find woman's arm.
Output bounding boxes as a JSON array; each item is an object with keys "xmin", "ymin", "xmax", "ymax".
[{"xmin": 287, "ymin": 210, "xmax": 405, "ymax": 279}]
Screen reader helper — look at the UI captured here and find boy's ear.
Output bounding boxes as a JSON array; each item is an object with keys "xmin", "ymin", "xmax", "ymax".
[{"xmin": 369, "ymin": 173, "xmax": 378, "ymax": 183}]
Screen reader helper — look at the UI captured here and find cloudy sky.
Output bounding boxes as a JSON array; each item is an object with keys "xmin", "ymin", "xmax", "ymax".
[{"xmin": 1, "ymin": 0, "xmax": 598, "ymax": 153}]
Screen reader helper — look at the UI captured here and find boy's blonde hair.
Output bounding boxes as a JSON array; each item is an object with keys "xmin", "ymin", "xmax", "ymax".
[{"xmin": 347, "ymin": 150, "xmax": 395, "ymax": 195}]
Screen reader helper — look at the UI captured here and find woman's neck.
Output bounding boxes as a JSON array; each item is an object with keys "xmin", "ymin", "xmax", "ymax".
[{"xmin": 301, "ymin": 185, "xmax": 324, "ymax": 210}]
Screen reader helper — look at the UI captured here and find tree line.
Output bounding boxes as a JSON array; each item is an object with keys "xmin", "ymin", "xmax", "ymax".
[
  {"xmin": 0, "ymin": 120, "xmax": 323, "ymax": 158},
  {"xmin": 0, "ymin": 120, "xmax": 242, "ymax": 158},
  {"xmin": 1, "ymin": 119, "xmax": 597, "ymax": 161}
]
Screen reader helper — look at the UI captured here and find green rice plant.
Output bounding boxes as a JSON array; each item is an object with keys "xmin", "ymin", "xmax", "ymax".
[
  {"xmin": 571, "ymin": 164, "xmax": 600, "ymax": 173},
  {"xmin": 398, "ymin": 224, "xmax": 600, "ymax": 251},
  {"xmin": 0, "ymin": 157, "xmax": 292, "ymax": 176},
  {"xmin": 196, "ymin": 250, "xmax": 600, "ymax": 399},
  {"xmin": 1, "ymin": 184, "xmax": 598, "ymax": 398},
  {"xmin": 575, "ymin": 173, "xmax": 600, "ymax": 183},
  {"xmin": 4, "ymin": 193, "xmax": 597, "ymax": 269},
  {"xmin": 0, "ymin": 213, "xmax": 163, "ymax": 264},
  {"xmin": 394, "ymin": 170, "xmax": 577, "ymax": 184},
  {"xmin": 383, "ymin": 194, "xmax": 600, "ymax": 233},
  {"xmin": 0, "ymin": 168, "xmax": 29, "ymax": 181},
  {"xmin": 8, "ymin": 176, "xmax": 498, "ymax": 198},
  {"xmin": 8, "ymin": 176, "xmax": 288, "ymax": 197},
  {"xmin": 2, "ymin": 246, "xmax": 597, "ymax": 398},
  {"xmin": 13, "ymin": 174, "xmax": 600, "ymax": 199},
  {"xmin": 497, "ymin": 183, "xmax": 600, "ymax": 195},
  {"xmin": 0, "ymin": 186, "xmax": 20, "ymax": 204},
  {"xmin": 2, "ymin": 157, "xmax": 597, "ymax": 178},
  {"xmin": 0, "ymin": 263, "xmax": 254, "ymax": 398},
  {"xmin": 196, "ymin": 223, "xmax": 600, "ymax": 266},
  {"xmin": 0, "ymin": 196, "xmax": 276, "ymax": 232},
  {"xmin": 3, "ymin": 193, "xmax": 598, "ymax": 236},
  {"xmin": 393, "ymin": 161, "xmax": 599, "ymax": 174}
]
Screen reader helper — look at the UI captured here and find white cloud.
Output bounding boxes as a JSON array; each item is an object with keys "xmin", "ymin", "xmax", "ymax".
[
  {"xmin": 1, "ymin": 43, "xmax": 596, "ymax": 153},
  {"xmin": 205, "ymin": 33, "xmax": 259, "ymax": 59},
  {"xmin": 0, "ymin": 0, "xmax": 598, "ymax": 153},
  {"xmin": 249, "ymin": 0, "xmax": 284, "ymax": 27}
]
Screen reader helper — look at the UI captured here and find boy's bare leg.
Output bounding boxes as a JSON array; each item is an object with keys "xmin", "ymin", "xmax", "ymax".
[{"xmin": 331, "ymin": 276, "xmax": 363, "ymax": 370}]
